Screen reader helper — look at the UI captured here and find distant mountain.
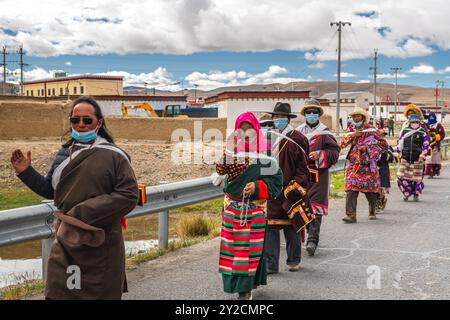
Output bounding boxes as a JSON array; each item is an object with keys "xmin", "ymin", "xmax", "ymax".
[{"xmin": 124, "ymin": 81, "xmax": 448, "ymax": 106}]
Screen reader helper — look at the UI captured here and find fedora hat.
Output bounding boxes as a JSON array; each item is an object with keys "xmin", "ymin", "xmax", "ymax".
[
  {"xmin": 54, "ymin": 211, "xmax": 105, "ymax": 247},
  {"xmin": 349, "ymin": 107, "xmax": 370, "ymax": 124},
  {"xmin": 300, "ymin": 98, "xmax": 324, "ymax": 116},
  {"xmin": 268, "ymin": 102, "xmax": 297, "ymax": 118}
]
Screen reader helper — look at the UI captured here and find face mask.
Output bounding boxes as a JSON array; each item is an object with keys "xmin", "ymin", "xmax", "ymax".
[
  {"xmin": 352, "ymin": 121, "xmax": 363, "ymax": 128},
  {"xmin": 305, "ymin": 114, "xmax": 320, "ymax": 125},
  {"xmin": 410, "ymin": 123, "xmax": 420, "ymax": 129},
  {"xmin": 71, "ymin": 126, "xmax": 99, "ymax": 143},
  {"xmin": 273, "ymin": 118, "xmax": 289, "ymax": 129}
]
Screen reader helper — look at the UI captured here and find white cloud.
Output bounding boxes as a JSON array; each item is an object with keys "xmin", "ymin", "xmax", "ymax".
[
  {"xmin": 64, "ymin": 61, "xmax": 72, "ymax": 66},
  {"xmin": 16, "ymin": 64, "xmax": 313, "ymax": 91},
  {"xmin": 357, "ymin": 80, "xmax": 371, "ymax": 83},
  {"xmin": 0, "ymin": 0, "xmax": 448, "ymax": 58},
  {"xmin": 334, "ymin": 72, "xmax": 357, "ymax": 78},
  {"xmin": 308, "ymin": 62, "xmax": 326, "ymax": 69},
  {"xmin": 409, "ymin": 63, "xmax": 436, "ymax": 74},
  {"xmin": 185, "ymin": 65, "xmax": 310, "ymax": 90}
]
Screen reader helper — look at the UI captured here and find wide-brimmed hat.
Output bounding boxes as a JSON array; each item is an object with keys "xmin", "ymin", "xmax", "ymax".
[
  {"xmin": 300, "ymin": 98, "xmax": 324, "ymax": 116},
  {"xmin": 55, "ymin": 211, "xmax": 105, "ymax": 247},
  {"xmin": 267, "ymin": 102, "xmax": 297, "ymax": 118},
  {"xmin": 349, "ymin": 107, "xmax": 370, "ymax": 123}
]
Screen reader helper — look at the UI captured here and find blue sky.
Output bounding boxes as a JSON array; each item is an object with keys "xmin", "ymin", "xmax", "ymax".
[{"xmin": 1, "ymin": 0, "xmax": 449, "ymax": 90}]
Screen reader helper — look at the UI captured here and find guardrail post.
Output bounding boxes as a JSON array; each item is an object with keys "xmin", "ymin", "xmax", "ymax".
[
  {"xmin": 158, "ymin": 209, "xmax": 169, "ymax": 249},
  {"xmin": 42, "ymin": 236, "xmax": 54, "ymax": 281}
]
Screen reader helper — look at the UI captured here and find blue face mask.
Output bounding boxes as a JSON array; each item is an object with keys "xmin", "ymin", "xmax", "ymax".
[
  {"xmin": 71, "ymin": 127, "xmax": 98, "ymax": 143},
  {"xmin": 305, "ymin": 114, "xmax": 320, "ymax": 125},
  {"xmin": 352, "ymin": 121, "xmax": 363, "ymax": 128},
  {"xmin": 273, "ymin": 118, "xmax": 289, "ymax": 129}
]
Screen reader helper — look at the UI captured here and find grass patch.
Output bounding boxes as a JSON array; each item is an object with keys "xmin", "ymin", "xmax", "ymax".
[
  {"xmin": 0, "ymin": 185, "xmax": 43, "ymax": 211},
  {"xmin": 176, "ymin": 214, "xmax": 221, "ymax": 239},
  {"xmin": 330, "ymin": 171, "xmax": 346, "ymax": 198},
  {"xmin": 0, "ymin": 280, "xmax": 45, "ymax": 300}
]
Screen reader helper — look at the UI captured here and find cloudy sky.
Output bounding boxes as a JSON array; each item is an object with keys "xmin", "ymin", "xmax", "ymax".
[{"xmin": 0, "ymin": 0, "xmax": 449, "ymax": 90}]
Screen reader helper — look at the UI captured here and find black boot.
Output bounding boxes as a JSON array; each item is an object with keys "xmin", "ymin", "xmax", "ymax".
[{"xmin": 306, "ymin": 242, "xmax": 317, "ymax": 256}]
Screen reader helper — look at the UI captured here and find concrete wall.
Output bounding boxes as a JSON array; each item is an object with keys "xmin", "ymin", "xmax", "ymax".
[
  {"xmin": 0, "ymin": 102, "xmax": 71, "ymax": 139},
  {"xmin": 0, "ymin": 101, "xmax": 226, "ymax": 142},
  {"xmin": 106, "ymin": 117, "xmax": 227, "ymax": 142}
]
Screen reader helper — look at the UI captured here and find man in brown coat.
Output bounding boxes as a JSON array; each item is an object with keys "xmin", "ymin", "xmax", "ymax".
[{"xmin": 264, "ymin": 102, "xmax": 313, "ymax": 273}]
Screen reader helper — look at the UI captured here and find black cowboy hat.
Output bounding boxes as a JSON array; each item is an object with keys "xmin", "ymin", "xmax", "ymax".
[{"xmin": 267, "ymin": 102, "xmax": 297, "ymax": 118}]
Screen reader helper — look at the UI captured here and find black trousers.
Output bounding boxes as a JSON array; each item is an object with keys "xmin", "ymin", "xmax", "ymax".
[
  {"xmin": 345, "ymin": 190, "xmax": 378, "ymax": 215},
  {"xmin": 306, "ymin": 215, "xmax": 322, "ymax": 245},
  {"xmin": 265, "ymin": 227, "xmax": 301, "ymax": 272}
]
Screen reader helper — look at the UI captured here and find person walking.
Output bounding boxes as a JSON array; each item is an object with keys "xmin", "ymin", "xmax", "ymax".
[
  {"xmin": 263, "ymin": 102, "xmax": 313, "ymax": 273},
  {"xmin": 296, "ymin": 99, "xmax": 340, "ymax": 256},
  {"xmin": 397, "ymin": 114, "xmax": 430, "ymax": 201},
  {"xmin": 216, "ymin": 112, "xmax": 283, "ymax": 300},
  {"xmin": 424, "ymin": 112, "xmax": 446, "ymax": 178},
  {"xmin": 11, "ymin": 96, "xmax": 139, "ymax": 299},
  {"xmin": 339, "ymin": 107, "xmax": 388, "ymax": 223}
]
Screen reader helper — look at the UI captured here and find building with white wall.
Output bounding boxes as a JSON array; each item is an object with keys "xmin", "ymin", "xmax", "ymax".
[
  {"xmin": 320, "ymin": 91, "xmax": 379, "ymax": 129},
  {"xmin": 203, "ymin": 91, "xmax": 311, "ymax": 130}
]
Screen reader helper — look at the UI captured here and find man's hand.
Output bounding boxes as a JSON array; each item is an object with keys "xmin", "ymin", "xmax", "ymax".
[
  {"xmin": 243, "ymin": 182, "xmax": 256, "ymax": 196},
  {"xmin": 10, "ymin": 149, "xmax": 31, "ymax": 174},
  {"xmin": 419, "ymin": 154, "xmax": 426, "ymax": 162},
  {"xmin": 352, "ymin": 130, "xmax": 363, "ymax": 139},
  {"xmin": 309, "ymin": 151, "xmax": 319, "ymax": 161}
]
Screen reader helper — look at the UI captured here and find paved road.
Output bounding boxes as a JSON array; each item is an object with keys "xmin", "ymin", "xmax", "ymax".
[{"xmin": 123, "ymin": 162, "xmax": 450, "ymax": 300}]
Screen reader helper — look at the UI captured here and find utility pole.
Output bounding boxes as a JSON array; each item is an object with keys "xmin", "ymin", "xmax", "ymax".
[
  {"xmin": 369, "ymin": 49, "xmax": 378, "ymax": 118},
  {"xmin": 436, "ymin": 80, "xmax": 445, "ymax": 111},
  {"xmin": 330, "ymin": 21, "xmax": 351, "ymax": 134},
  {"xmin": 390, "ymin": 67, "xmax": 401, "ymax": 123},
  {"xmin": 1, "ymin": 46, "xmax": 8, "ymax": 95},
  {"xmin": 193, "ymin": 84, "xmax": 199, "ymax": 102},
  {"xmin": 18, "ymin": 46, "xmax": 28, "ymax": 96}
]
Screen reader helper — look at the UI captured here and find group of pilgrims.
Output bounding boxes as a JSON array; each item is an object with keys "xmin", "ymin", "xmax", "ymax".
[
  {"xmin": 215, "ymin": 99, "xmax": 446, "ymax": 300},
  {"xmin": 9, "ymin": 96, "xmax": 446, "ymax": 300}
]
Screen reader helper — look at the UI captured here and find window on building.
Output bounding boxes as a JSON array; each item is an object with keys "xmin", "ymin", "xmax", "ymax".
[
  {"xmin": 60, "ymin": 88, "xmax": 63, "ymax": 96},
  {"xmin": 65, "ymin": 87, "xmax": 69, "ymax": 94},
  {"xmin": 351, "ymin": 99, "xmax": 355, "ymax": 103},
  {"xmin": 80, "ymin": 86, "xmax": 84, "ymax": 94},
  {"xmin": 31, "ymin": 90, "xmax": 33, "ymax": 96},
  {"xmin": 52, "ymin": 88, "xmax": 55, "ymax": 96},
  {"xmin": 26, "ymin": 90, "xmax": 29, "ymax": 96},
  {"xmin": 48, "ymin": 89, "xmax": 51, "ymax": 96},
  {"xmin": 365, "ymin": 98, "xmax": 369, "ymax": 102},
  {"xmin": 73, "ymin": 87, "xmax": 77, "ymax": 94}
]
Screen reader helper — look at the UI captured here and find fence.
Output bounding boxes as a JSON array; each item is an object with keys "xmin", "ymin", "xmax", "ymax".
[{"xmin": 0, "ymin": 138, "xmax": 448, "ymax": 281}]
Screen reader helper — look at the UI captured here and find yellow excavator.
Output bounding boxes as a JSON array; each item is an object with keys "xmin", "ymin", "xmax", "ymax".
[{"xmin": 121, "ymin": 103, "xmax": 188, "ymax": 118}]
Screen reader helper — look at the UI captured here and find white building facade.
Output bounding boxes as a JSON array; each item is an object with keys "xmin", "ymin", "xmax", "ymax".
[{"xmin": 203, "ymin": 91, "xmax": 311, "ymax": 131}]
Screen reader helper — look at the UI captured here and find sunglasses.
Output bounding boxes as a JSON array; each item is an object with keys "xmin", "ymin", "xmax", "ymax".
[
  {"xmin": 70, "ymin": 116, "xmax": 94, "ymax": 125},
  {"xmin": 305, "ymin": 110, "xmax": 320, "ymax": 115}
]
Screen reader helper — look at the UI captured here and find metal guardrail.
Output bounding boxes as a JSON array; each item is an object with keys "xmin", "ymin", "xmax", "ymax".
[{"xmin": 0, "ymin": 137, "xmax": 448, "ymax": 281}]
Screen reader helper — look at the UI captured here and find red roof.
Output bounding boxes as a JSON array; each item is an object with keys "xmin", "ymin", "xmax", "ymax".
[
  {"xmin": 204, "ymin": 91, "xmax": 310, "ymax": 104},
  {"xmin": 23, "ymin": 75, "xmax": 124, "ymax": 85},
  {"xmin": 93, "ymin": 95, "xmax": 187, "ymax": 102}
]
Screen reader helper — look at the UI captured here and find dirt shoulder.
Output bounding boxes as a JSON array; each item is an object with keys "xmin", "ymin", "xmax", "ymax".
[{"xmin": 0, "ymin": 138, "xmax": 218, "ymax": 188}]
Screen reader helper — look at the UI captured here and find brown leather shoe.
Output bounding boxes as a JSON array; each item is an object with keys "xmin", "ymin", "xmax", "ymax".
[{"xmin": 342, "ymin": 215, "xmax": 357, "ymax": 223}]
